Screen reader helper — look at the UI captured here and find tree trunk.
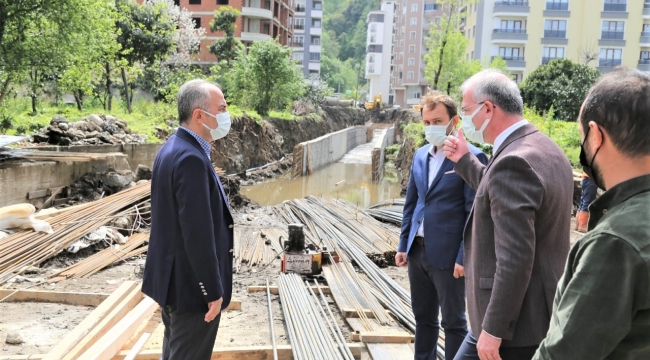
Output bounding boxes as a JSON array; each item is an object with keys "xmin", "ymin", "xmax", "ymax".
[
  {"xmin": 433, "ymin": 6, "xmax": 455, "ymax": 90},
  {"xmin": 0, "ymin": 76, "xmax": 11, "ymax": 106},
  {"xmin": 121, "ymin": 67, "xmax": 132, "ymax": 113},
  {"xmin": 105, "ymin": 62, "xmax": 113, "ymax": 111},
  {"xmin": 73, "ymin": 90, "xmax": 84, "ymax": 111},
  {"xmin": 30, "ymin": 68, "xmax": 38, "ymax": 115}
]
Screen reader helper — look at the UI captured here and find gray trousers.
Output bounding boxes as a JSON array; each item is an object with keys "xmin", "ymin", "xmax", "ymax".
[{"xmin": 161, "ymin": 306, "xmax": 221, "ymax": 360}]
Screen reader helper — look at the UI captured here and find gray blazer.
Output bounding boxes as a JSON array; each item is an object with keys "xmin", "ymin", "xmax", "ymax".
[{"xmin": 455, "ymin": 123, "xmax": 573, "ymax": 347}]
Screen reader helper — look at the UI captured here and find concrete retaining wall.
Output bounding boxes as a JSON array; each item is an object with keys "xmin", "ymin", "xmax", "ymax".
[
  {"xmin": 292, "ymin": 126, "xmax": 368, "ymax": 176},
  {"xmin": 0, "ymin": 155, "xmax": 130, "ymax": 208},
  {"xmin": 371, "ymin": 126, "xmax": 395, "ymax": 182},
  {"xmin": 25, "ymin": 143, "xmax": 163, "ymax": 172}
]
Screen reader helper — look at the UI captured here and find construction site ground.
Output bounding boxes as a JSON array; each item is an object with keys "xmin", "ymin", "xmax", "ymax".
[{"xmin": 0, "ymin": 201, "xmax": 583, "ymax": 358}]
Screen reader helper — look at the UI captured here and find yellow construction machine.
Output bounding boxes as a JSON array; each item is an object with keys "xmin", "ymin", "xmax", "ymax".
[{"xmin": 364, "ymin": 94, "xmax": 383, "ymax": 111}]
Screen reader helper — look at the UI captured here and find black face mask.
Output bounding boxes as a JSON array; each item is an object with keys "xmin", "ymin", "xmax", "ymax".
[{"xmin": 579, "ymin": 126, "xmax": 604, "ymax": 190}]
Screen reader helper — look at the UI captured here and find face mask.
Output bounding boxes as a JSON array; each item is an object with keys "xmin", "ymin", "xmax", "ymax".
[
  {"xmin": 424, "ymin": 120, "xmax": 454, "ymax": 146},
  {"xmin": 579, "ymin": 126, "xmax": 604, "ymax": 190},
  {"xmin": 201, "ymin": 110, "xmax": 231, "ymax": 141},
  {"xmin": 460, "ymin": 103, "xmax": 491, "ymax": 144}
]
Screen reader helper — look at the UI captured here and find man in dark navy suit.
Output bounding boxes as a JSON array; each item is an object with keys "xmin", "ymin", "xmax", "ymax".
[
  {"xmin": 396, "ymin": 92, "xmax": 488, "ymax": 360},
  {"xmin": 142, "ymin": 79, "xmax": 234, "ymax": 360}
]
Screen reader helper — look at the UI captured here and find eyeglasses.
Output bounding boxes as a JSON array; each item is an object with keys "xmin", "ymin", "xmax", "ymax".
[{"xmin": 459, "ymin": 102, "xmax": 485, "ymax": 116}]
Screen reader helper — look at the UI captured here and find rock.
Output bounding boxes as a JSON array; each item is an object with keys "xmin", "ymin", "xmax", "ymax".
[
  {"xmin": 104, "ymin": 115, "xmax": 116, "ymax": 122},
  {"xmin": 98, "ymin": 133, "xmax": 113, "ymax": 144},
  {"xmin": 102, "ymin": 122, "xmax": 119, "ymax": 135},
  {"xmin": 59, "ymin": 137, "xmax": 72, "ymax": 146},
  {"xmin": 246, "ymin": 214, "xmax": 254, "ymax": 221},
  {"xmin": 50, "ymin": 115, "xmax": 68, "ymax": 125},
  {"xmin": 113, "ymin": 133, "xmax": 126, "ymax": 140},
  {"xmin": 85, "ymin": 138, "xmax": 98, "ymax": 145},
  {"xmin": 5, "ymin": 332, "xmax": 23, "ymax": 345},
  {"xmin": 87, "ymin": 114, "xmax": 104, "ymax": 127},
  {"xmin": 136, "ymin": 180, "xmax": 149, "ymax": 185},
  {"xmin": 48, "ymin": 125, "xmax": 63, "ymax": 135},
  {"xmin": 85, "ymin": 131, "xmax": 99, "ymax": 139},
  {"xmin": 72, "ymin": 121, "xmax": 88, "ymax": 131},
  {"xmin": 115, "ymin": 121, "xmax": 127, "ymax": 130},
  {"xmin": 33, "ymin": 134, "xmax": 50, "ymax": 143},
  {"xmin": 58, "ymin": 122, "xmax": 69, "ymax": 131},
  {"xmin": 64, "ymin": 129, "xmax": 85, "ymax": 140},
  {"xmin": 126, "ymin": 181, "xmax": 136, "ymax": 188},
  {"xmin": 102, "ymin": 170, "xmax": 134, "ymax": 190},
  {"xmin": 135, "ymin": 165, "xmax": 152, "ymax": 182},
  {"xmin": 110, "ymin": 216, "xmax": 131, "ymax": 229}
]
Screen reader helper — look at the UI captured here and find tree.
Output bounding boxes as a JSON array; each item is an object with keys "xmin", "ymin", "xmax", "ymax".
[
  {"xmin": 224, "ymin": 39, "xmax": 305, "ymax": 116},
  {"xmin": 115, "ymin": 0, "xmax": 176, "ymax": 112},
  {"xmin": 519, "ymin": 59, "xmax": 601, "ymax": 121},
  {"xmin": 209, "ymin": 6, "xmax": 243, "ymax": 65},
  {"xmin": 0, "ymin": 0, "xmax": 118, "ymax": 109}
]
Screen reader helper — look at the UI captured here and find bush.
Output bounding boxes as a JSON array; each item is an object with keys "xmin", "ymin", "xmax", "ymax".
[{"xmin": 525, "ymin": 107, "xmax": 580, "ymax": 167}]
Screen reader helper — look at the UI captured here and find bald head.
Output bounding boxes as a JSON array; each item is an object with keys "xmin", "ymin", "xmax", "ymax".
[{"xmin": 460, "ymin": 69, "xmax": 523, "ymax": 116}]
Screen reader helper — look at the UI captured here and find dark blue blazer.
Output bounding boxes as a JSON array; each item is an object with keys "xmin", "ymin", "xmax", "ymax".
[
  {"xmin": 398, "ymin": 143, "xmax": 488, "ymax": 269},
  {"xmin": 142, "ymin": 129, "xmax": 234, "ymax": 313}
]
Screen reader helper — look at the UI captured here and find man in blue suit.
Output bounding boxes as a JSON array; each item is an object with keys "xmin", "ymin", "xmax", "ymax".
[
  {"xmin": 142, "ymin": 79, "xmax": 234, "ymax": 360},
  {"xmin": 396, "ymin": 92, "xmax": 488, "ymax": 360}
]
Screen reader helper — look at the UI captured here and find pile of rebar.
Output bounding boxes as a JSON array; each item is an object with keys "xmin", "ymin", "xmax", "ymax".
[
  {"xmin": 365, "ymin": 199, "xmax": 405, "ymax": 226},
  {"xmin": 233, "ymin": 228, "xmax": 285, "ymax": 272},
  {"xmin": 0, "ymin": 183, "xmax": 151, "ymax": 285},
  {"xmin": 277, "ymin": 273, "xmax": 355, "ymax": 360},
  {"xmin": 49, "ymin": 233, "xmax": 149, "ymax": 282}
]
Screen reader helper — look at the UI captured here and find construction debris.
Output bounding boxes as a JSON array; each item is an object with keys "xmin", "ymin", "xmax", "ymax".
[
  {"xmin": 66, "ymin": 226, "xmax": 127, "ymax": 254},
  {"xmin": 31, "ymin": 114, "xmax": 147, "ymax": 146},
  {"xmin": 0, "ymin": 203, "xmax": 54, "ymax": 234}
]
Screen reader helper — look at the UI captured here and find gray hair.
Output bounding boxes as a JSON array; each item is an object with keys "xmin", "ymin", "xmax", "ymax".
[
  {"xmin": 177, "ymin": 79, "xmax": 220, "ymax": 125},
  {"xmin": 460, "ymin": 69, "xmax": 523, "ymax": 115}
]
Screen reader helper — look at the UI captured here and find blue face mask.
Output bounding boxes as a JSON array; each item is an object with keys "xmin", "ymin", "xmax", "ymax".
[
  {"xmin": 460, "ymin": 103, "xmax": 490, "ymax": 144},
  {"xmin": 201, "ymin": 110, "xmax": 231, "ymax": 141}
]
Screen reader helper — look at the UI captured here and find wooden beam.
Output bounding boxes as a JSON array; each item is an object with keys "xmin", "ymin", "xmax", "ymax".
[
  {"xmin": 247, "ymin": 285, "xmax": 331, "ymax": 295},
  {"xmin": 340, "ymin": 308, "xmax": 375, "ymax": 318},
  {"xmin": 62, "ymin": 286, "xmax": 144, "ymax": 360},
  {"xmin": 28, "ymin": 189, "xmax": 48, "ymax": 199},
  {"xmin": 123, "ymin": 333, "xmax": 151, "ymax": 360},
  {"xmin": 0, "ymin": 344, "xmax": 365, "ymax": 360},
  {"xmin": 0, "ymin": 289, "xmax": 109, "ymax": 306},
  {"xmin": 78, "ymin": 297, "xmax": 158, "ymax": 360},
  {"xmin": 225, "ymin": 299, "xmax": 241, "ymax": 311},
  {"xmin": 353, "ymin": 331, "xmax": 414, "ymax": 343},
  {"xmin": 39, "ymin": 187, "xmax": 63, "ymax": 210},
  {"xmin": 43, "ymin": 282, "xmax": 137, "ymax": 360}
]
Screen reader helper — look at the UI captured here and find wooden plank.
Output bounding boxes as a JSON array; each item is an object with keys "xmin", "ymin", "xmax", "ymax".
[
  {"xmin": 62, "ymin": 287, "xmax": 144, "ymax": 360},
  {"xmin": 357, "ymin": 332, "xmax": 413, "ymax": 343},
  {"xmin": 366, "ymin": 344, "xmax": 414, "ymax": 360},
  {"xmin": 123, "ymin": 333, "xmax": 151, "ymax": 360},
  {"xmin": 225, "ymin": 299, "xmax": 242, "ymax": 311},
  {"xmin": 28, "ymin": 189, "xmax": 48, "ymax": 199},
  {"xmin": 341, "ymin": 308, "xmax": 375, "ymax": 318},
  {"xmin": 43, "ymin": 282, "xmax": 138, "ymax": 360},
  {"xmin": 121, "ymin": 310, "xmax": 160, "ymax": 351},
  {"xmin": 0, "ymin": 344, "xmax": 365, "ymax": 360},
  {"xmin": 0, "ymin": 290, "xmax": 109, "ymax": 306},
  {"xmin": 78, "ymin": 297, "xmax": 158, "ymax": 360},
  {"xmin": 40, "ymin": 187, "xmax": 63, "ymax": 210},
  {"xmin": 53, "ymin": 197, "xmax": 71, "ymax": 206},
  {"xmin": 247, "ymin": 285, "xmax": 331, "ymax": 295}
]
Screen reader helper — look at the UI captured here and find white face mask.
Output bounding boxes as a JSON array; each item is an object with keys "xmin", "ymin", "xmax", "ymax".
[
  {"xmin": 460, "ymin": 103, "xmax": 491, "ymax": 144},
  {"xmin": 424, "ymin": 120, "xmax": 454, "ymax": 146},
  {"xmin": 201, "ymin": 110, "xmax": 231, "ymax": 141}
]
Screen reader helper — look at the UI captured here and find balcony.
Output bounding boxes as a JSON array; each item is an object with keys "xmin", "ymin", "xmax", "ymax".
[
  {"xmin": 309, "ymin": 44, "xmax": 321, "ymax": 53},
  {"xmin": 598, "ymin": 58, "xmax": 622, "ymax": 73},
  {"xmin": 311, "ymin": 9, "xmax": 323, "ymax": 18},
  {"xmin": 542, "ymin": 29, "xmax": 568, "ymax": 45},
  {"xmin": 294, "ymin": 24, "xmax": 305, "ymax": 31},
  {"xmin": 242, "ymin": 6, "xmax": 273, "ymax": 20},
  {"xmin": 603, "ymin": 3, "xmax": 626, "ymax": 11},
  {"xmin": 602, "ymin": 3, "xmax": 628, "ymax": 18},
  {"xmin": 241, "ymin": 32, "xmax": 273, "ymax": 42},
  {"xmin": 546, "ymin": 2, "xmax": 568, "ymax": 10},
  {"xmin": 294, "ymin": 5, "xmax": 305, "ymax": 12},
  {"xmin": 645, "ymin": 4, "xmax": 650, "ymax": 18},
  {"xmin": 639, "ymin": 59, "xmax": 650, "ymax": 71},
  {"xmin": 599, "ymin": 31, "xmax": 625, "ymax": 46},
  {"xmin": 641, "ymin": 33, "xmax": 650, "ymax": 47},
  {"xmin": 491, "ymin": 28, "xmax": 528, "ymax": 42},
  {"xmin": 293, "ymin": 41, "xmax": 304, "ymax": 48},
  {"xmin": 542, "ymin": 56, "xmax": 563, "ymax": 64},
  {"xmin": 493, "ymin": 1, "xmax": 530, "ymax": 16},
  {"xmin": 310, "ymin": 27, "xmax": 322, "ymax": 36},
  {"xmin": 367, "ymin": 44, "xmax": 383, "ymax": 53},
  {"xmin": 544, "ymin": 1, "xmax": 570, "ymax": 17},
  {"xmin": 308, "ymin": 62, "xmax": 321, "ymax": 71},
  {"xmin": 493, "ymin": 55, "xmax": 526, "ymax": 69}
]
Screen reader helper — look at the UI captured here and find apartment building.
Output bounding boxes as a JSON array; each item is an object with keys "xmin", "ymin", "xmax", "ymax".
[
  {"xmin": 465, "ymin": 0, "xmax": 650, "ymax": 83},
  {"xmin": 388, "ymin": 1, "xmax": 445, "ymax": 107},
  {"xmin": 365, "ymin": 2, "xmax": 396, "ymax": 104},
  {"xmin": 292, "ymin": 0, "xmax": 324, "ymax": 79},
  {"xmin": 159, "ymin": 0, "xmax": 295, "ymax": 63}
]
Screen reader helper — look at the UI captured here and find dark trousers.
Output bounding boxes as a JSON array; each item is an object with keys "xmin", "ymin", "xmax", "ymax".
[
  {"xmin": 408, "ymin": 240, "xmax": 468, "ymax": 360},
  {"xmin": 579, "ymin": 177, "xmax": 598, "ymax": 211},
  {"xmin": 454, "ymin": 331, "xmax": 538, "ymax": 360},
  {"xmin": 161, "ymin": 306, "xmax": 221, "ymax": 360}
]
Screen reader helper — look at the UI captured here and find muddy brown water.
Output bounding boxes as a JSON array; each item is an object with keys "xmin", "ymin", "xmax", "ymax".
[{"xmin": 241, "ymin": 162, "xmax": 402, "ymax": 208}]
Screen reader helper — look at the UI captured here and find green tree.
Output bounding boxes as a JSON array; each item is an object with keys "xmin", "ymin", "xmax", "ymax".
[
  {"xmin": 519, "ymin": 59, "xmax": 601, "ymax": 121},
  {"xmin": 209, "ymin": 6, "xmax": 243, "ymax": 65},
  {"xmin": 225, "ymin": 39, "xmax": 305, "ymax": 116}
]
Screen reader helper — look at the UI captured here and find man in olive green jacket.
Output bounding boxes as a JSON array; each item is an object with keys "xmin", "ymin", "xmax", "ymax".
[{"xmin": 534, "ymin": 69, "xmax": 650, "ymax": 359}]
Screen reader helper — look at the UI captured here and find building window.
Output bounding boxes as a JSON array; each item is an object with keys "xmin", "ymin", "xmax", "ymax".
[
  {"xmin": 472, "ymin": 25, "xmax": 476, "ymax": 38},
  {"xmin": 407, "ymin": 71, "xmax": 414, "ymax": 79},
  {"xmin": 295, "ymin": 0, "xmax": 306, "ymax": 12},
  {"xmin": 410, "ymin": 31, "xmax": 416, "ymax": 40},
  {"xmin": 645, "ymin": 0, "xmax": 650, "ymax": 8},
  {"xmin": 192, "ymin": 17, "xmax": 201, "ymax": 29},
  {"xmin": 293, "ymin": 52, "xmax": 304, "ymax": 61},
  {"xmin": 413, "ymin": 92, "xmax": 420, "ymax": 98},
  {"xmin": 641, "ymin": 51, "xmax": 650, "ymax": 64},
  {"xmin": 189, "ymin": 0, "xmax": 201, "ymax": 4},
  {"xmin": 311, "ymin": 36, "xmax": 320, "ymax": 45},
  {"xmin": 547, "ymin": 0, "xmax": 569, "ymax": 10},
  {"xmin": 313, "ymin": 1, "xmax": 322, "ymax": 10},
  {"xmin": 411, "ymin": 4, "xmax": 418, "ymax": 12},
  {"xmin": 409, "ymin": 44, "xmax": 415, "ymax": 53},
  {"xmin": 368, "ymin": 55, "xmax": 375, "ymax": 63},
  {"xmin": 370, "ymin": 35, "xmax": 376, "ymax": 42},
  {"xmin": 512, "ymin": 74, "xmax": 519, "ymax": 83},
  {"xmin": 499, "ymin": 47, "xmax": 522, "ymax": 60},
  {"xmin": 310, "ymin": 52, "xmax": 321, "ymax": 61},
  {"xmin": 295, "ymin": 18, "xmax": 305, "ymax": 30},
  {"xmin": 434, "ymin": 17, "xmax": 441, "ymax": 25},
  {"xmin": 370, "ymin": 24, "xmax": 377, "ymax": 33},
  {"xmin": 294, "ymin": 35, "xmax": 304, "ymax": 47},
  {"xmin": 368, "ymin": 65, "xmax": 375, "ymax": 73},
  {"xmin": 408, "ymin": 58, "xmax": 415, "ymax": 66},
  {"xmin": 602, "ymin": 21, "xmax": 625, "ymax": 39},
  {"xmin": 544, "ymin": 20, "xmax": 567, "ymax": 38},
  {"xmin": 604, "ymin": 0, "xmax": 626, "ymax": 12},
  {"xmin": 312, "ymin": 19, "xmax": 321, "ymax": 27},
  {"xmin": 643, "ymin": 24, "xmax": 650, "ymax": 36},
  {"xmin": 498, "ymin": 20, "xmax": 523, "ymax": 33},
  {"xmin": 368, "ymin": 14, "xmax": 385, "ymax": 23},
  {"xmin": 410, "ymin": 18, "xmax": 417, "ymax": 25},
  {"xmin": 599, "ymin": 48, "xmax": 622, "ymax": 66},
  {"xmin": 424, "ymin": 3, "xmax": 439, "ymax": 12},
  {"xmin": 542, "ymin": 47, "xmax": 565, "ymax": 64}
]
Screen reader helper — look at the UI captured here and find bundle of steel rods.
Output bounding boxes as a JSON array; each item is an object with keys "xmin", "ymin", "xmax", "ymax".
[
  {"xmin": 233, "ymin": 228, "xmax": 285, "ymax": 272},
  {"xmin": 0, "ymin": 182, "xmax": 151, "ymax": 285},
  {"xmin": 277, "ymin": 273, "xmax": 354, "ymax": 360},
  {"xmin": 49, "ymin": 233, "xmax": 149, "ymax": 282},
  {"xmin": 365, "ymin": 199, "xmax": 405, "ymax": 226}
]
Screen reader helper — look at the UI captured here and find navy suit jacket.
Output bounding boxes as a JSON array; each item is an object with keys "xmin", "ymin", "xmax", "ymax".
[
  {"xmin": 398, "ymin": 143, "xmax": 488, "ymax": 269},
  {"xmin": 142, "ymin": 129, "xmax": 234, "ymax": 313}
]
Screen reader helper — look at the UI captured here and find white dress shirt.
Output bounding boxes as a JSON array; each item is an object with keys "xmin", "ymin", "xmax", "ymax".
[
  {"xmin": 493, "ymin": 119, "xmax": 528, "ymax": 154},
  {"xmin": 416, "ymin": 145, "xmax": 447, "ymax": 237}
]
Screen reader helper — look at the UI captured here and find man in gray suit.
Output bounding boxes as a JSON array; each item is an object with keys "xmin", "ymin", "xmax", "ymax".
[{"xmin": 443, "ymin": 69, "xmax": 573, "ymax": 360}]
